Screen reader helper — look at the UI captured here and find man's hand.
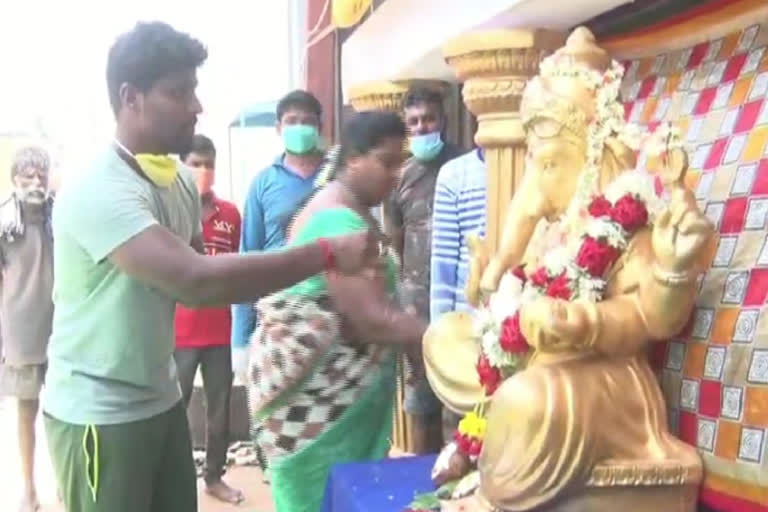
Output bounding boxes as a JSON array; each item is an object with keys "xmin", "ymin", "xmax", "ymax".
[{"xmin": 329, "ymin": 229, "xmax": 388, "ymax": 274}]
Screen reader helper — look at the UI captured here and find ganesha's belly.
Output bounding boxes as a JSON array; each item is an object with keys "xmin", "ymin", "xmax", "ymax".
[{"xmin": 512, "ymin": 353, "xmax": 673, "ymax": 459}]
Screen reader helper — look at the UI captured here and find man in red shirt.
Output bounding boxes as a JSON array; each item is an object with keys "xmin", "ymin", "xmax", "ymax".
[{"xmin": 174, "ymin": 134, "xmax": 243, "ymax": 504}]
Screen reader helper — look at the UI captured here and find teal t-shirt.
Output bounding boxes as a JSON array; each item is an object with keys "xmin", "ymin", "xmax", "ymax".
[
  {"xmin": 287, "ymin": 207, "xmax": 397, "ymax": 296},
  {"xmin": 42, "ymin": 148, "xmax": 202, "ymax": 425}
]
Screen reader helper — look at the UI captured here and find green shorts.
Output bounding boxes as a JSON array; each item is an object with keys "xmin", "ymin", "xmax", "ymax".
[{"xmin": 44, "ymin": 401, "xmax": 197, "ymax": 512}]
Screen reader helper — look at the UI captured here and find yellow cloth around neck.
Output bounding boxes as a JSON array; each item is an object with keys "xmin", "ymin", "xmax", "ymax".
[{"xmin": 134, "ymin": 154, "xmax": 178, "ymax": 188}]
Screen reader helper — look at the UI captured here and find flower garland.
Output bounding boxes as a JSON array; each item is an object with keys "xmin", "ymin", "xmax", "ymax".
[{"xmin": 455, "ymin": 171, "xmax": 662, "ymax": 458}]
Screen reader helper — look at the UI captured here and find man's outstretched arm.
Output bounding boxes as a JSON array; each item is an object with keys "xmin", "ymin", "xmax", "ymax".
[{"xmin": 110, "ymin": 224, "xmax": 376, "ymax": 305}]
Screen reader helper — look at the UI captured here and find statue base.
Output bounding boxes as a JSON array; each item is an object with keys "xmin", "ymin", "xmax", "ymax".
[{"xmin": 537, "ymin": 484, "xmax": 699, "ymax": 512}]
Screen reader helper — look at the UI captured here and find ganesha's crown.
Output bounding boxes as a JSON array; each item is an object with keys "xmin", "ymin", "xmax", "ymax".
[{"xmin": 520, "ymin": 27, "xmax": 626, "ymax": 141}]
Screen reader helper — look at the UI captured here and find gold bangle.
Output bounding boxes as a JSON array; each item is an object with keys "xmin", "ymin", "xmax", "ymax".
[{"xmin": 653, "ymin": 264, "xmax": 695, "ymax": 287}]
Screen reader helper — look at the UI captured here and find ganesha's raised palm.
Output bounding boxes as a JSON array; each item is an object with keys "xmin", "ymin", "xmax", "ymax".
[{"xmin": 652, "ymin": 186, "xmax": 713, "ymax": 274}]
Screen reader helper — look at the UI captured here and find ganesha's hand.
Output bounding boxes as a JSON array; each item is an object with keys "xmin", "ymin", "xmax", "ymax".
[
  {"xmin": 466, "ymin": 235, "xmax": 491, "ymax": 307},
  {"xmin": 520, "ymin": 297, "xmax": 593, "ymax": 353},
  {"xmin": 479, "ymin": 257, "xmax": 506, "ymax": 302},
  {"xmin": 652, "ymin": 186, "xmax": 714, "ymax": 273}
]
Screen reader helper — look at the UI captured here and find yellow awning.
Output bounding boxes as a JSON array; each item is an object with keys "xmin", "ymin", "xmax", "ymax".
[{"xmin": 332, "ymin": 0, "xmax": 372, "ymax": 28}]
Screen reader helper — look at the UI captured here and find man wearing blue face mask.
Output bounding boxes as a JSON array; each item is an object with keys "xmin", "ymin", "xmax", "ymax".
[
  {"xmin": 232, "ymin": 90, "xmax": 324, "ymax": 378},
  {"xmin": 383, "ymin": 87, "xmax": 462, "ymax": 454}
]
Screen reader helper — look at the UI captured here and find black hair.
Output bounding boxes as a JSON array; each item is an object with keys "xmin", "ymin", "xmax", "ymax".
[
  {"xmin": 179, "ymin": 134, "xmax": 216, "ymax": 162},
  {"xmin": 403, "ymin": 87, "xmax": 444, "ymax": 114},
  {"xmin": 107, "ymin": 21, "xmax": 208, "ymax": 115},
  {"xmin": 276, "ymin": 90, "xmax": 323, "ymax": 121},
  {"xmin": 281, "ymin": 110, "xmax": 406, "ymax": 234},
  {"xmin": 335, "ymin": 110, "xmax": 406, "ymax": 169}
]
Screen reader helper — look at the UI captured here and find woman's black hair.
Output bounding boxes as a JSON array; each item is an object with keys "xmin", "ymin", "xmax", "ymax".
[{"xmin": 281, "ymin": 110, "xmax": 406, "ymax": 234}]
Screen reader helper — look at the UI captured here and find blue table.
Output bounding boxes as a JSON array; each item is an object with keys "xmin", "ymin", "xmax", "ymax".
[{"xmin": 321, "ymin": 455, "xmax": 438, "ymax": 512}]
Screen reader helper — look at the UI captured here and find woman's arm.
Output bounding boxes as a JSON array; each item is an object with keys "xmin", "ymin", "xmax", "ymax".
[{"xmin": 327, "ymin": 269, "xmax": 427, "ymax": 346}]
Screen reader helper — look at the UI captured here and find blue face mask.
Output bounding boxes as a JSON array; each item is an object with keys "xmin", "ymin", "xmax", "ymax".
[
  {"xmin": 282, "ymin": 124, "xmax": 318, "ymax": 154},
  {"xmin": 409, "ymin": 131, "xmax": 444, "ymax": 161}
]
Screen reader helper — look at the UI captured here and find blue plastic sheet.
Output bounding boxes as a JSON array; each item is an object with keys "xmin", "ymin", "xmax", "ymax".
[{"xmin": 321, "ymin": 455, "xmax": 437, "ymax": 512}]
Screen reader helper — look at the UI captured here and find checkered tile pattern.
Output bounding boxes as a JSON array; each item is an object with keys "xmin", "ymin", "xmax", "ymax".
[
  {"xmin": 622, "ymin": 22, "xmax": 768, "ymax": 491},
  {"xmin": 248, "ymin": 293, "xmax": 392, "ymax": 459}
]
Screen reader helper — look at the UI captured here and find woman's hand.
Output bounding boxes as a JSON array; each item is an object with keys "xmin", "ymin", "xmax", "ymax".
[
  {"xmin": 327, "ymin": 269, "xmax": 427, "ymax": 347},
  {"xmin": 520, "ymin": 297, "xmax": 593, "ymax": 353}
]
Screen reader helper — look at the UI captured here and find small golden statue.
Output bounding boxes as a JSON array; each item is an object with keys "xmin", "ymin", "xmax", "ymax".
[{"xmin": 424, "ymin": 27, "xmax": 714, "ymax": 511}]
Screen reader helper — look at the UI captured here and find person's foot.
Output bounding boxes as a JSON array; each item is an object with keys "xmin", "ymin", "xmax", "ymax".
[
  {"xmin": 205, "ymin": 479, "xmax": 244, "ymax": 505},
  {"xmin": 18, "ymin": 492, "xmax": 40, "ymax": 512}
]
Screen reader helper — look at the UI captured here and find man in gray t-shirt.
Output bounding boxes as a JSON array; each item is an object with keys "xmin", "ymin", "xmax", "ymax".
[{"xmin": 0, "ymin": 146, "xmax": 54, "ymax": 512}]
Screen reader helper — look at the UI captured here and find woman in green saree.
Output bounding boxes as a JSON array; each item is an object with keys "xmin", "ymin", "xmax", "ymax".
[{"xmin": 248, "ymin": 111, "xmax": 427, "ymax": 512}]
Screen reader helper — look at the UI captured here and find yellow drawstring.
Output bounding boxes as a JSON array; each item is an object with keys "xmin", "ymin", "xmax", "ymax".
[{"xmin": 81, "ymin": 425, "xmax": 100, "ymax": 503}]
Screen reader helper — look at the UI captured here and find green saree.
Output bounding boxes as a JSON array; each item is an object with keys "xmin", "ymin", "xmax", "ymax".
[{"xmin": 249, "ymin": 207, "xmax": 398, "ymax": 512}]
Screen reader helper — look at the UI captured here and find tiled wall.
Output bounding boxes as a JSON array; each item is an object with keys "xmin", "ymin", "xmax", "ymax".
[{"xmin": 621, "ymin": 22, "xmax": 768, "ymax": 509}]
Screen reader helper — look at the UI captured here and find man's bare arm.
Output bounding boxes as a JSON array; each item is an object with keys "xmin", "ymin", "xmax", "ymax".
[{"xmin": 110, "ymin": 224, "xmax": 368, "ymax": 305}]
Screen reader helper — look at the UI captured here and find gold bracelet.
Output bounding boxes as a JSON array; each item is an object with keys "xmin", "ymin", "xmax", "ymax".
[{"xmin": 653, "ymin": 264, "xmax": 695, "ymax": 287}]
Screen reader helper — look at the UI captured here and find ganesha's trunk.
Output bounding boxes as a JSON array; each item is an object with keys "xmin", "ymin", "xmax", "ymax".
[{"xmin": 492, "ymin": 170, "xmax": 546, "ymax": 275}]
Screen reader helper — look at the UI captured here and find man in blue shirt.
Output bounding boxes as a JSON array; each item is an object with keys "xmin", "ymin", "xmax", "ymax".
[{"xmin": 232, "ymin": 90, "xmax": 324, "ymax": 375}]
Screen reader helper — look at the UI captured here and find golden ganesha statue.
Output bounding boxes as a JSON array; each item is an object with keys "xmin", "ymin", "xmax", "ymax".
[{"xmin": 423, "ymin": 28, "xmax": 715, "ymax": 511}]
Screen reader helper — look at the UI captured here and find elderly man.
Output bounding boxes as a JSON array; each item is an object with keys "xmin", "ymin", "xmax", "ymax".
[{"xmin": 0, "ymin": 146, "xmax": 54, "ymax": 512}]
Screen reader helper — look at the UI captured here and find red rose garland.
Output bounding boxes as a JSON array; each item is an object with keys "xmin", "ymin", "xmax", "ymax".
[
  {"xmin": 545, "ymin": 273, "xmax": 572, "ymax": 300},
  {"xmin": 458, "ymin": 191, "xmax": 651, "ymax": 457},
  {"xmin": 610, "ymin": 194, "xmax": 649, "ymax": 232},
  {"xmin": 575, "ymin": 237, "xmax": 620, "ymax": 277},
  {"xmin": 499, "ymin": 313, "xmax": 528, "ymax": 354},
  {"xmin": 588, "ymin": 195, "xmax": 612, "ymax": 217},
  {"xmin": 476, "ymin": 354, "xmax": 502, "ymax": 396}
]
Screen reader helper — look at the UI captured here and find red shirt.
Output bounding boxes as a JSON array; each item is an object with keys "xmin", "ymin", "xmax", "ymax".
[{"xmin": 175, "ymin": 195, "xmax": 241, "ymax": 348}]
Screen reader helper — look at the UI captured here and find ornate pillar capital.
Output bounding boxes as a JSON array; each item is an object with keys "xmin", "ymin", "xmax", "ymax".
[
  {"xmin": 442, "ymin": 29, "xmax": 564, "ymax": 252},
  {"xmin": 347, "ymin": 80, "xmax": 451, "ymax": 113},
  {"xmin": 443, "ymin": 29, "xmax": 564, "ymax": 146}
]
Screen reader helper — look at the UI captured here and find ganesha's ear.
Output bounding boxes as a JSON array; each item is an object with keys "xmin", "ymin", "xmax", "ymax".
[{"xmin": 603, "ymin": 136, "xmax": 637, "ymax": 171}]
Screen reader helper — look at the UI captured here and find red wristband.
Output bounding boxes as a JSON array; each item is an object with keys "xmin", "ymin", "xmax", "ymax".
[{"xmin": 316, "ymin": 238, "xmax": 335, "ymax": 271}]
